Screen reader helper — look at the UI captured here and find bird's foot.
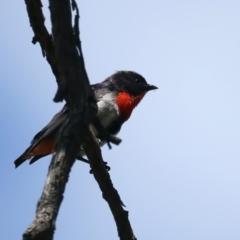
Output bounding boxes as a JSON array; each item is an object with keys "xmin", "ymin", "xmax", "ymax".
[
  {"xmin": 76, "ymin": 157, "xmax": 111, "ymax": 174},
  {"xmin": 89, "ymin": 161, "xmax": 110, "ymax": 174}
]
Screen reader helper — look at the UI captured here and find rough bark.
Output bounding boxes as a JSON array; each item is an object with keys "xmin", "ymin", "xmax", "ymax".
[
  {"xmin": 22, "ymin": 0, "xmax": 137, "ymax": 239},
  {"xmin": 23, "ymin": 0, "xmax": 95, "ymax": 239},
  {"xmin": 83, "ymin": 127, "xmax": 137, "ymax": 240}
]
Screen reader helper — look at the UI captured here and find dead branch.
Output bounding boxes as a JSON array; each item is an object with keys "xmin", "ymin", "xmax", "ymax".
[{"xmin": 22, "ymin": 0, "xmax": 137, "ymax": 239}]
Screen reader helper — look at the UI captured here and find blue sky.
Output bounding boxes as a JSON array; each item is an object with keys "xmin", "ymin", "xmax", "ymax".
[{"xmin": 1, "ymin": 0, "xmax": 240, "ymax": 239}]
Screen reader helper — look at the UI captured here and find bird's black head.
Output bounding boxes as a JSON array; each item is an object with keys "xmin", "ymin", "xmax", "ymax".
[
  {"xmin": 105, "ymin": 71, "xmax": 158, "ymax": 96},
  {"xmin": 92, "ymin": 71, "xmax": 158, "ymax": 121}
]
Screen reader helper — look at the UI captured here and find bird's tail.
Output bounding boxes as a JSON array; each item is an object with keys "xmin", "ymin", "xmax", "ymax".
[
  {"xmin": 14, "ymin": 138, "xmax": 54, "ymax": 168},
  {"xmin": 14, "ymin": 146, "xmax": 33, "ymax": 168}
]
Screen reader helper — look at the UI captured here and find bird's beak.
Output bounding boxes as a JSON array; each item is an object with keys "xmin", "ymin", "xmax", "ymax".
[{"xmin": 144, "ymin": 84, "xmax": 158, "ymax": 91}]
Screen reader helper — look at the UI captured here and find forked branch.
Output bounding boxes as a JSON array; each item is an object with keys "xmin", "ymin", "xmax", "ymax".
[{"xmin": 22, "ymin": 1, "xmax": 136, "ymax": 239}]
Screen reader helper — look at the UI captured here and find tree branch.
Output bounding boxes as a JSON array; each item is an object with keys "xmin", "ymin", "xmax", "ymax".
[
  {"xmin": 24, "ymin": 0, "xmax": 59, "ymax": 86},
  {"xmin": 83, "ymin": 128, "xmax": 137, "ymax": 240},
  {"xmin": 22, "ymin": 0, "xmax": 137, "ymax": 239},
  {"xmin": 23, "ymin": 0, "xmax": 96, "ymax": 239}
]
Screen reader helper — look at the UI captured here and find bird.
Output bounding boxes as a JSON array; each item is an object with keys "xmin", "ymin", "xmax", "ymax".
[{"xmin": 14, "ymin": 71, "xmax": 158, "ymax": 168}]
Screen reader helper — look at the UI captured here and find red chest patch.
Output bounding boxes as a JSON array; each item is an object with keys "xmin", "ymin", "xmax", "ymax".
[{"xmin": 116, "ymin": 92, "xmax": 146, "ymax": 121}]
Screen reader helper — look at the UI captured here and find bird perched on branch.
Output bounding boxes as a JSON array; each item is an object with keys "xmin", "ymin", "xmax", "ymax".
[{"xmin": 14, "ymin": 71, "xmax": 157, "ymax": 168}]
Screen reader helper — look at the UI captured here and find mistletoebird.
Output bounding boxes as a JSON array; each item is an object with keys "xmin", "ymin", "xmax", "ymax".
[{"xmin": 14, "ymin": 71, "xmax": 158, "ymax": 167}]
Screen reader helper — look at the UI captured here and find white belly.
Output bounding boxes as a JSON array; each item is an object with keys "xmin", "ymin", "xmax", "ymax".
[{"xmin": 77, "ymin": 92, "xmax": 119, "ymax": 157}]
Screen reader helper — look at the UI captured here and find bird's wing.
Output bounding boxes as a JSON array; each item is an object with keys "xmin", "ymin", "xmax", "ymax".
[
  {"xmin": 31, "ymin": 104, "xmax": 69, "ymax": 145},
  {"xmin": 14, "ymin": 84, "xmax": 102, "ymax": 167},
  {"xmin": 14, "ymin": 104, "xmax": 69, "ymax": 167}
]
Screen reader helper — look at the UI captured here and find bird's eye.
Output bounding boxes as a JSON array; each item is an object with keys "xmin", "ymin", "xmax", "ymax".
[{"xmin": 135, "ymin": 79, "xmax": 140, "ymax": 84}]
